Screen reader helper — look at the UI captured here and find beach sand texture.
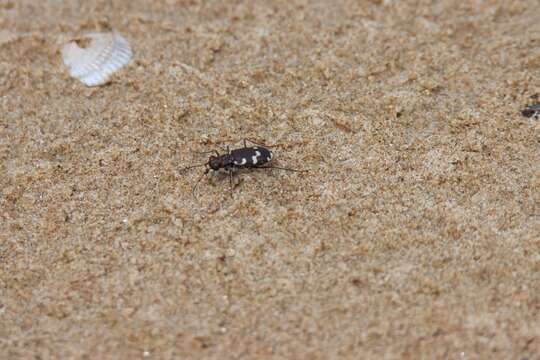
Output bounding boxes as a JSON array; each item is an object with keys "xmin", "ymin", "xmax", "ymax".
[{"xmin": 1, "ymin": 0, "xmax": 539, "ymax": 358}]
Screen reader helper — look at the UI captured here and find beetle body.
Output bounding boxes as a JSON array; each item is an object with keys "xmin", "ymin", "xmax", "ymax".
[
  {"xmin": 208, "ymin": 145, "xmax": 273, "ymax": 171},
  {"xmin": 183, "ymin": 140, "xmax": 297, "ymax": 194},
  {"xmin": 231, "ymin": 146, "xmax": 273, "ymax": 167}
]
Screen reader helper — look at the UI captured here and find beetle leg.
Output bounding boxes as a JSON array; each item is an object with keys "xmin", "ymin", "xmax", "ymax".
[
  {"xmin": 253, "ymin": 165, "xmax": 302, "ymax": 172},
  {"xmin": 224, "ymin": 165, "xmax": 235, "ymax": 190},
  {"xmin": 192, "ymin": 149, "xmax": 221, "ymax": 157},
  {"xmin": 244, "ymin": 138, "xmax": 276, "ymax": 148},
  {"xmin": 243, "ymin": 138, "xmax": 269, "ymax": 148}
]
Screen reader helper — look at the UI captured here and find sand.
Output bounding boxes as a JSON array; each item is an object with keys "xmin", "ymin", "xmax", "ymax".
[{"xmin": 1, "ymin": 0, "xmax": 539, "ymax": 359}]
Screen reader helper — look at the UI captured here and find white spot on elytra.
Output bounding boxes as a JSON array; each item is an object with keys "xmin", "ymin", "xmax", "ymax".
[
  {"xmin": 252, "ymin": 155, "xmax": 258, "ymax": 164},
  {"xmin": 255, "ymin": 151, "xmax": 261, "ymax": 157},
  {"xmin": 235, "ymin": 158, "xmax": 247, "ymax": 165}
]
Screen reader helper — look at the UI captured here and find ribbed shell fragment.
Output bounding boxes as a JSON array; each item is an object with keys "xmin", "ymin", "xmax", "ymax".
[{"xmin": 61, "ymin": 32, "xmax": 132, "ymax": 86}]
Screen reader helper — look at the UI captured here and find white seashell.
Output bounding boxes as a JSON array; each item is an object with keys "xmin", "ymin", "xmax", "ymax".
[{"xmin": 61, "ymin": 32, "xmax": 132, "ymax": 86}]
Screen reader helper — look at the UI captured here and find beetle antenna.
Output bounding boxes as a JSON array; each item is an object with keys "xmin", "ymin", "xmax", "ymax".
[
  {"xmin": 191, "ymin": 168, "xmax": 209, "ymax": 195},
  {"xmin": 181, "ymin": 163, "xmax": 208, "ymax": 171}
]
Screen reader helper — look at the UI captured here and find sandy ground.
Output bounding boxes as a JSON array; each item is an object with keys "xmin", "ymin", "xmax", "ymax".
[{"xmin": 1, "ymin": 0, "xmax": 539, "ymax": 359}]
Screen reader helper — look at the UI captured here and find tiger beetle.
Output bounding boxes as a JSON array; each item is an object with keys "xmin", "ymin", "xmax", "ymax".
[
  {"xmin": 182, "ymin": 139, "xmax": 302, "ymax": 194},
  {"xmin": 521, "ymin": 103, "xmax": 540, "ymax": 119}
]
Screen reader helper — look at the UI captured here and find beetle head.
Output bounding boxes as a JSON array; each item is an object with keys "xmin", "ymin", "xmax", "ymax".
[{"xmin": 208, "ymin": 156, "xmax": 221, "ymax": 171}]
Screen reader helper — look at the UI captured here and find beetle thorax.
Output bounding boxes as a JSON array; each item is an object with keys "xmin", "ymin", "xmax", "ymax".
[{"xmin": 208, "ymin": 155, "xmax": 232, "ymax": 170}]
